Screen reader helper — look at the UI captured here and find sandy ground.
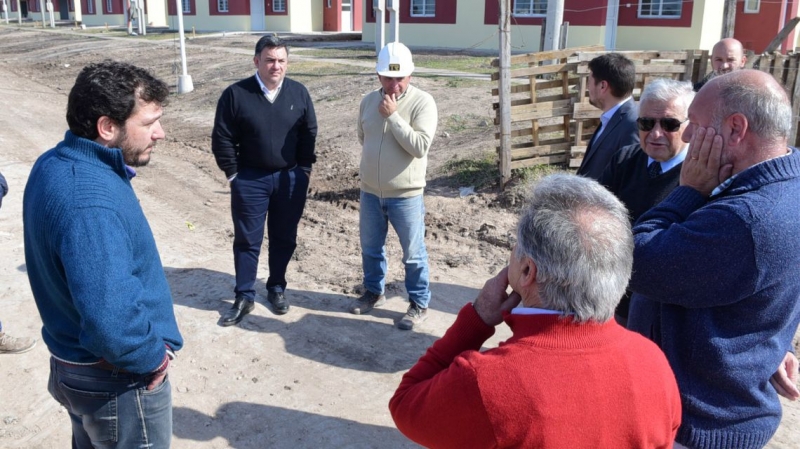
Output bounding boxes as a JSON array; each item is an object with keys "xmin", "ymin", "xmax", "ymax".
[{"xmin": 0, "ymin": 27, "xmax": 798, "ymax": 448}]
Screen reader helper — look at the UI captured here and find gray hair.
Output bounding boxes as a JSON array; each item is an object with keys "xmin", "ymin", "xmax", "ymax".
[
  {"xmin": 710, "ymin": 72, "xmax": 792, "ymax": 144},
  {"xmin": 639, "ymin": 78, "xmax": 695, "ymax": 116},
  {"xmin": 516, "ymin": 174, "xmax": 633, "ymax": 323}
]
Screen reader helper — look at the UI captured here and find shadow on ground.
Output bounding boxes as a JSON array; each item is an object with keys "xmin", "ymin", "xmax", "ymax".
[
  {"xmin": 165, "ymin": 267, "xmax": 477, "ymax": 373},
  {"xmin": 173, "ymin": 403, "xmax": 416, "ymax": 449}
]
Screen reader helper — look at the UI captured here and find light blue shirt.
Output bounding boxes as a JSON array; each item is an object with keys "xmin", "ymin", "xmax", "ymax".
[
  {"xmin": 510, "ymin": 307, "xmax": 563, "ymax": 316},
  {"xmin": 711, "ymin": 148, "xmax": 793, "ymax": 197},
  {"xmin": 648, "ymin": 145, "xmax": 688, "ymax": 173},
  {"xmin": 594, "ymin": 97, "xmax": 632, "ymax": 142}
]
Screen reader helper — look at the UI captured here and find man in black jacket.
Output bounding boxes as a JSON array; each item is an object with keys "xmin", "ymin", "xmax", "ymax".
[
  {"xmin": 577, "ymin": 53, "xmax": 639, "ymax": 180},
  {"xmin": 212, "ymin": 35, "xmax": 317, "ymax": 323}
]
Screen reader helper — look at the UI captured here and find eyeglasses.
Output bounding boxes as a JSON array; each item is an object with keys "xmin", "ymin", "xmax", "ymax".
[{"xmin": 636, "ymin": 117, "xmax": 688, "ymax": 132}]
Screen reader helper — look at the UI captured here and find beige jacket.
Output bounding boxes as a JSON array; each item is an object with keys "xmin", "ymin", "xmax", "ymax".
[{"xmin": 358, "ymin": 85, "xmax": 438, "ymax": 198}]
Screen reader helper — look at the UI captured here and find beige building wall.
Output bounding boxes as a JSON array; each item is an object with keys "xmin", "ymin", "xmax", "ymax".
[
  {"xmin": 265, "ymin": 15, "xmax": 291, "ymax": 31},
  {"xmin": 289, "ymin": 0, "xmax": 322, "ymax": 32},
  {"xmin": 615, "ymin": 0, "xmax": 722, "ymax": 51},
  {"xmin": 362, "ymin": 0, "xmax": 724, "ymax": 52},
  {"xmin": 147, "ymin": 0, "xmax": 167, "ymax": 27},
  {"xmin": 175, "ymin": 0, "xmax": 320, "ymax": 32}
]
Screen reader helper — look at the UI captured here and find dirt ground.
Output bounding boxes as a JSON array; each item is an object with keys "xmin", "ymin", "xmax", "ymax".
[{"xmin": 0, "ymin": 27, "xmax": 797, "ymax": 448}]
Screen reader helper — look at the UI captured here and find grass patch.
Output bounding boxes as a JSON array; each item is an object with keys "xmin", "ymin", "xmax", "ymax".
[
  {"xmin": 439, "ymin": 154, "xmax": 499, "ymax": 189},
  {"xmin": 288, "ymin": 61, "xmax": 370, "ymax": 78}
]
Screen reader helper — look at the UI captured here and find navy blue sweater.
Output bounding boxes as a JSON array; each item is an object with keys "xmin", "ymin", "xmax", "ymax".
[
  {"xmin": 629, "ymin": 148, "xmax": 800, "ymax": 448},
  {"xmin": 0, "ymin": 170, "xmax": 6, "ymax": 208},
  {"xmin": 212, "ymin": 76, "xmax": 317, "ymax": 178},
  {"xmin": 23, "ymin": 132, "xmax": 183, "ymax": 374}
]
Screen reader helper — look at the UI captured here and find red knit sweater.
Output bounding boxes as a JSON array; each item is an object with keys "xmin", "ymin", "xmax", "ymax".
[{"xmin": 390, "ymin": 304, "xmax": 681, "ymax": 448}]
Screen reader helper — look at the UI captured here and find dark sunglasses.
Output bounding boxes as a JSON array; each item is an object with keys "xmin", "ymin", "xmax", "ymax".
[{"xmin": 636, "ymin": 117, "xmax": 688, "ymax": 132}]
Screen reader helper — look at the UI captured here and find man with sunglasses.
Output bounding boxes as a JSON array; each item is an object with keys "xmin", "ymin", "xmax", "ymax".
[
  {"xmin": 628, "ymin": 70, "xmax": 800, "ymax": 449},
  {"xmin": 576, "ymin": 53, "xmax": 639, "ymax": 180},
  {"xmin": 599, "ymin": 78, "xmax": 693, "ymax": 326}
]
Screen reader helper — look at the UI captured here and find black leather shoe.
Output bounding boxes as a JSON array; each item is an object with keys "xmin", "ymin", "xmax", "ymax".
[
  {"xmin": 268, "ymin": 291, "xmax": 289, "ymax": 315},
  {"xmin": 221, "ymin": 298, "xmax": 254, "ymax": 326}
]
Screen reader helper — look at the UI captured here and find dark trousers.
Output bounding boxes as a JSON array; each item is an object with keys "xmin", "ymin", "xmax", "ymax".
[{"xmin": 231, "ymin": 165, "xmax": 309, "ymax": 300}]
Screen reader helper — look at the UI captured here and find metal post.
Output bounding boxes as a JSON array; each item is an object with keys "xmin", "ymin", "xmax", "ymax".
[
  {"xmin": 374, "ymin": 0, "xmax": 385, "ymax": 54},
  {"xmin": 45, "ymin": 0, "xmax": 53, "ymax": 27},
  {"xmin": 3, "ymin": 0, "xmax": 9, "ymax": 24},
  {"xmin": 137, "ymin": 0, "xmax": 145, "ymax": 35},
  {"xmin": 499, "ymin": 0, "xmax": 511, "ymax": 186},
  {"xmin": 544, "ymin": 0, "xmax": 564, "ymax": 51},
  {"xmin": 387, "ymin": 0, "xmax": 398, "ymax": 43},
  {"xmin": 176, "ymin": 0, "xmax": 193, "ymax": 93}
]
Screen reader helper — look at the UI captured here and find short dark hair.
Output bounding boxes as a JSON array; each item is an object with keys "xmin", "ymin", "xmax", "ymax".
[
  {"xmin": 255, "ymin": 35, "xmax": 288, "ymax": 57},
  {"xmin": 66, "ymin": 60, "xmax": 169, "ymax": 140},
  {"xmin": 588, "ymin": 53, "xmax": 635, "ymax": 98}
]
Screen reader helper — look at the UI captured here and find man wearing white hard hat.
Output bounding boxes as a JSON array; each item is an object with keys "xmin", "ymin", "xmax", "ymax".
[{"xmin": 350, "ymin": 42, "xmax": 438, "ymax": 331}]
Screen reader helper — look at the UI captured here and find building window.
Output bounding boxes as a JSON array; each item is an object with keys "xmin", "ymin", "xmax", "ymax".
[
  {"xmin": 217, "ymin": 0, "xmax": 227, "ymax": 12},
  {"xmin": 273, "ymin": 0, "xmax": 285, "ymax": 12},
  {"xmin": 68, "ymin": 0, "xmax": 74, "ymax": 10},
  {"xmin": 327, "ymin": 0, "xmax": 331, "ymax": 7},
  {"xmin": 182, "ymin": 0, "xmax": 190, "ymax": 12},
  {"xmin": 744, "ymin": 0, "xmax": 760, "ymax": 13},
  {"xmin": 87, "ymin": 0, "xmax": 94, "ymax": 13},
  {"xmin": 106, "ymin": 0, "xmax": 112, "ymax": 12},
  {"xmin": 410, "ymin": 0, "xmax": 434, "ymax": 17},
  {"xmin": 513, "ymin": 0, "xmax": 546, "ymax": 16},
  {"xmin": 638, "ymin": 0, "xmax": 682, "ymax": 18}
]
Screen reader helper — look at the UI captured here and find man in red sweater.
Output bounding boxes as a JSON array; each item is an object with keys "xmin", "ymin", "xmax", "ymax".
[{"xmin": 389, "ymin": 174, "xmax": 681, "ymax": 449}]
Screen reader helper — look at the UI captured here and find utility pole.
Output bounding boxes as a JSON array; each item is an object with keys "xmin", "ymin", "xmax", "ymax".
[
  {"xmin": 721, "ymin": 0, "xmax": 736, "ymax": 38},
  {"xmin": 543, "ymin": 0, "xmax": 564, "ymax": 51},
  {"xmin": 374, "ymin": 0, "xmax": 385, "ymax": 54},
  {"xmin": 387, "ymin": 0, "xmax": 399, "ymax": 43},
  {"xmin": 176, "ymin": 0, "xmax": 193, "ymax": 93},
  {"xmin": 498, "ymin": 0, "xmax": 511, "ymax": 185}
]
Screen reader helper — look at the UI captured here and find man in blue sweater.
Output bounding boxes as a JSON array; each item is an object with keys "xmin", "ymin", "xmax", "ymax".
[
  {"xmin": 212, "ymin": 35, "xmax": 317, "ymax": 323},
  {"xmin": 629, "ymin": 70, "xmax": 800, "ymax": 448},
  {"xmin": 23, "ymin": 61, "xmax": 183, "ymax": 449}
]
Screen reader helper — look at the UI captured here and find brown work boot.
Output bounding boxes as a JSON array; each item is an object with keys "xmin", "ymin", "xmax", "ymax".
[
  {"xmin": 0, "ymin": 332, "xmax": 36, "ymax": 354},
  {"xmin": 397, "ymin": 303, "xmax": 428, "ymax": 330},
  {"xmin": 349, "ymin": 290, "xmax": 386, "ymax": 315}
]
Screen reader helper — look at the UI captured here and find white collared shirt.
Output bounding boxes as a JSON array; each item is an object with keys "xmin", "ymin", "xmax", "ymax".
[{"xmin": 254, "ymin": 71, "xmax": 283, "ymax": 102}]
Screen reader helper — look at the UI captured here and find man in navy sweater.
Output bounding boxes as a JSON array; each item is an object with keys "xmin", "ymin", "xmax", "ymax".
[
  {"xmin": 23, "ymin": 61, "xmax": 182, "ymax": 448},
  {"xmin": 212, "ymin": 35, "xmax": 317, "ymax": 323},
  {"xmin": 629, "ymin": 70, "xmax": 800, "ymax": 448}
]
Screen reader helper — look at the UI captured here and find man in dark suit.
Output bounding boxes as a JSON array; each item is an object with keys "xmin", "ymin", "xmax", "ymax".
[{"xmin": 577, "ymin": 53, "xmax": 639, "ymax": 180}]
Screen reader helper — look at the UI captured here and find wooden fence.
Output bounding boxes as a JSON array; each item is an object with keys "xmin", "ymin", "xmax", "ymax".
[{"xmin": 492, "ymin": 48, "xmax": 800, "ymax": 183}]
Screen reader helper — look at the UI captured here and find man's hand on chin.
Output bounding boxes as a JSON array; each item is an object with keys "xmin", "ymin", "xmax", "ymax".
[{"xmin": 474, "ymin": 267, "xmax": 522, "ymax": 327}]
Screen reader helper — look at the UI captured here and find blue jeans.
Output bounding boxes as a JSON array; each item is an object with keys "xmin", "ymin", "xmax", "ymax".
[
  {"xmin": 359, "ymin": 191, "xmax": 430, "ymax": 308},
  {"xmin": 231, "ymin": 166, "xmax": 309, "ymax": 300},
  {"xmin": 48, "ymin": 358, "xmax": 172, "ymax": 449}
]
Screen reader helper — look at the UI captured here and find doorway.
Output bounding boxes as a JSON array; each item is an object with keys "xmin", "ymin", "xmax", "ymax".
[
  {"xmin": 341, "ymin": 0, "xmax": 351, "ymax": 31},
  {"xmin": 58, "ymin": 0, "xmax": 69, "ymax": 19},
  {"xmin": 250, "ymin": 0, "xmax": 264, "ymax": 31}
]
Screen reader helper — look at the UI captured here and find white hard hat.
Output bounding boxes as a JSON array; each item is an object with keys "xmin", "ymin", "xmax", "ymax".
[{"xmin": 376, "ymin": 42, "xmax": 415, "ymax": 78}]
